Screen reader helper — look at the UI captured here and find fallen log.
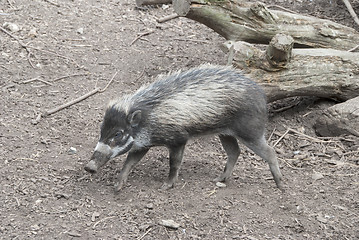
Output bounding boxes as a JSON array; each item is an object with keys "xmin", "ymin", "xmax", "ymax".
[
  {"xmin": 222, "ymin": 34, "xmax": 359, "ymax": 102},
  {"xmin": 173, "ymin": 0, "xmax": 359, "ymax": 50},
  {"xmin": 314, "ymin": 96, "xmax": 359, "ymax": 137}
]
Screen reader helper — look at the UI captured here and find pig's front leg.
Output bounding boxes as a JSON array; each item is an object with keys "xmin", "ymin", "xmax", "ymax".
[
  {"xmin": 161, "ymin": 143, "xmax": 186, "ymax": 190},
  {"xmin": 114, "ymin": 148, "xmax": 149, "ymax": 192}
]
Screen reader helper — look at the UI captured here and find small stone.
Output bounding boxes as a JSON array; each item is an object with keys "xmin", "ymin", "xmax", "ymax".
[
  {"xmin": 31, "ymin": 224, "xmax": 40, "ymax": 231},
  {"xmin": 293, "ymin": 150, "xmax": 301, "ymax": 155},
  {"xmin": 317, "ymin": 215, "xmax": 328, "ymax": 223},
  {"xmin": 145, "ymin": 203, "xmax": 154, "ymax": 209},
  {"xmin": 3, "ymin": 22, "xmax": 20, "ymax": 32},
  {"xmin": 55, "ymin": 192, "xmax": 71, "ymax": 199},
  {"xmin": 40, "ymin": 193, "xmax": 49, "ymax": 198},
  {"xmin": 91, "ymin": 211, "xmax": 100, "ymax": 222},
  {"xmin": 76, "ymin": 27, "xmax": 84, "ymax": 34},
  {"xmin": 296, "ymin": 205, "xmax": 303, "ymax": 213},
  {"xmin": 28, "ymin": 28, "xmax": 38, "ymax": 38},
  {"xmin": 68, "ymin": 147, "xmax": 77, "ymax": 155},
  {"xmin": 67, "ymin": 230, "xmax": 82, "ymax": 237},
  {"xmin": 159, "ymin": 219, "xmax": 180, "ymax": 229},
  {"xmin": 333, "ymin": 205, "xmax": 348, "ymax": 211},
  {"xmin": 312, "ymin": 171, "xmax": 324, "ymax": 181},
  {"xmin": 216, "ymin": 182, "xmax": 227, "ymax": 188},
  {"xmin": 325, "ymin": 159, "xmax": 345, "ymax": 166}
]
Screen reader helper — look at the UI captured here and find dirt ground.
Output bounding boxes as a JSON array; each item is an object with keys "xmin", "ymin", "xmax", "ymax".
[{"xmin": 1, "ymin": 0, "xmax": 358, "ymax": 239}]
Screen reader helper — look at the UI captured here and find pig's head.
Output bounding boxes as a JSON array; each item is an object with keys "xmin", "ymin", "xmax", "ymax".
[{"xmin": 84, "ymin": 107, "xmax": 142, "ymax": 174}]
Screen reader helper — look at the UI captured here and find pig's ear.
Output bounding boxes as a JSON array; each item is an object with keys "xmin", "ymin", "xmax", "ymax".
[{"xmin": 129, "ymin": 110, "xmax": 142, "ymax": 127}]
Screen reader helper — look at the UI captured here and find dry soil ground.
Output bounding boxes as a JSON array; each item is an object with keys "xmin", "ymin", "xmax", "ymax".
[{"xmin": 1, "ymin": 0, "xmax": 358, "ymax": 239}]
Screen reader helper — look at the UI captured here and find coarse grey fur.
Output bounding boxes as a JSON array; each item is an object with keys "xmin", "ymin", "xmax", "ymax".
[{"xmin": 85, "ymin": 64, "xmax": 283, "ymax": 192}]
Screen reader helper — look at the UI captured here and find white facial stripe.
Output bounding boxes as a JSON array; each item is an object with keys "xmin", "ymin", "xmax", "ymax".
[
  {"xmin": 94, "ymin": 142, "xmax": 112, "ymax": 155},
  {"xmin": 111, "ymin": 136, "xmax": 134, "ymax": 158},
  {"xmin": 132, "ymin": 129, "xmax": 150, "ymax": 150}
]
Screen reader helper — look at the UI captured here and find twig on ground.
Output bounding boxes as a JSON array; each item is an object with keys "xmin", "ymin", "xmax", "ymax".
[
  {"xmin": 43, "ymin": 0, "xmax": 61, "ymax": 7},
  {"xmin": 278, "ymin": 157, "xmax": 303, "ymax": 170},
  {"xmin": 77, "ymin": 174, "xmax": 89, "ymax": 181},
  {"xmin": 136, "ymin": 0, "xmax": 172, "ymax": 7},
  {"xmin": 1, "ymin": 26, "xmax": 77, "ymax": 66},
  {"xmin": 45, "ymin": 71, "xmax": 117, "ymax": 115},
  {"xmin": 14, "ymin": 197, "xmax": 20, "ymax": 207},
  {"xmin": 157, "ymin": 14, "xmax": 179, "ymax": 23},
  {"xmin": 288, "ymin": 128, "xmax": 328, "ymax": 143},
  {"xmin": 34, "ymin": 113, "xmax": 42, "ymax": 124},
  {"xmin": 22, "ymin": 77, "xmax": 53, "ymax": 86},
  {"xmin": 138, "ymin": 227, "xmax": 153, "ymax": 240},
  {"xmin": 52, "ymin": 73, "xmax": 89, "ymax": 82},
  {"xmin": 271, "ymin": 98, "xmax": 300, "ymax": 113},
  {"xmin": 44, "ymin": 88, "xmax": 101, "ymax": 117},
  {"xmin": 98, "ymin": 71, "xmax": 118, "ymax": 93},
  {"xmin": 14, "ymin": 157, "xmax": 39, "ymax": 162},
  {"xmin": 348, "ymin": 45, "xmax": 359, "ymax": 52},
  {"xmin": 21, "ymin": 77, "xmax": 40, "ymax": 84},
  {"xmin": 267, "ymin": 127, "xmax": 276, "ymax": 143},
  {"xmin": 40, "ymin": 206, "xmax": 68, "ymax": 214},
  {"xmin": 324, "ymin": 158, "xmax": 359, "ymax": 168},
  {"xmin": 26, "ymin": 45, "xmax": 76, "ymax": 62},
  {"xmin": 2, "ymin": 84, "xmax": 15, "ymax": 91},
  {"xmin": 130, "ymin": 30, "xmax": 155, "ymax": 46},
  {"xmin": 342, "ymin": 150, "xmax": 359, "ymax": 156},
  {"xmin": 173, "ymin": 38, "xmax": 210, "ymax": 44},
  {"xmin": 273, "ymin": 128, "xmax": 330, "ymax": 148},
  {"xmin": 93, "ymin": 216, "xmax": 116, "ymax": 229},
  {"xmin": 27, "ymin": 52, "xmax": 36, "ymax": 68},
  {"xmin": 131, "ymin": 68, "xmax": 146, "ymax": 85},
  {"xmin": 66, "ymin": 231, "xmax": 81, "ymax": 238},
  {"xmin": 341, "ymin": 0, "xmax": 359, "ymax": 26},
  {"xmin": 273, "ymin": 129, "xmax": 290, "ymax": 147},
  {"xmin": 34, "ymin": 71, "xmax": 117, "ymax": 124},
  {"xmin": 206, "ymin": 188, "xmax": 217, "ymax": 197},
  {"xmin": 7, "ymin": 0, "xmax": 14, "ymax": 8},
  {"xmin": 0, "ymin": 26, "xmax": 36, "ymax": 68}
]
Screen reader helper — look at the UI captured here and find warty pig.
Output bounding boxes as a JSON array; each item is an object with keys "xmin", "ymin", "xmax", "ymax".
[{"xmin": 84, "ymin": 64, "xmax": 283, "ymax": 192}]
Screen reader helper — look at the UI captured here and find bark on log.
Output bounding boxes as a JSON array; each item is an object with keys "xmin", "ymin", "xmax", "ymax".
[
  {"xmin": 136, "ymin": 0, "xmax": 172, "ymax": 6},
  {"xmin": 173, "ymin": 0, "xmax": 359, "ymax": 50},
  {"xmin": 222, "ymin": 34, "xmax": 359, "ymax": 102},
  {"xmin": 314, "ymin": 96, "xmax": 359, "ymax": 137}
]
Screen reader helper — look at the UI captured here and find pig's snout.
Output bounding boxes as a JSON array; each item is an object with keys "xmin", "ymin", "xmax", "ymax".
[
  {"xmin": 84, "ymin": 151, "xmax": 110, "ymax": 174},
  {"xmin": 84, "ymin": 160, "xmax": 99, "ymax": 173}
]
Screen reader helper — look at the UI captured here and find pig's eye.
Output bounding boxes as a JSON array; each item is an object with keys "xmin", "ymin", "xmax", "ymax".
[{"xmin": 115, "ymin": 130, "xmax": 124, "ymax": 139}]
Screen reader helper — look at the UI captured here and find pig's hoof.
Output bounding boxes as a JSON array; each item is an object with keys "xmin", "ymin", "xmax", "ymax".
[
  {"xmin": 212, "ymin": 176, "xmax": 226, "ymax": 183},
  {"xmin": 114, "ymin": 182, "xmax": 124, "ymax": 192},
  {"xmin": 276, "ymin": 182, "xmax": 285, "ymax": 192},
  {"xmin": 160, "ymin": 182, "xmax": 174, "ymax": 190},
  {"xmin": 84, "ymin": 161, "xmax": 98, "ymax": 174}
]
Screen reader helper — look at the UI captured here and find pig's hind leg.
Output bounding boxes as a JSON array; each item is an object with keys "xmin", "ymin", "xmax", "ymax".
[
  {"xmin": 213, "ymin": 135, "xmax": 240, "ymax": 183},
  {"xmin": 241, "ymin": 135, "xmax": 283, "ymax": 190}
]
